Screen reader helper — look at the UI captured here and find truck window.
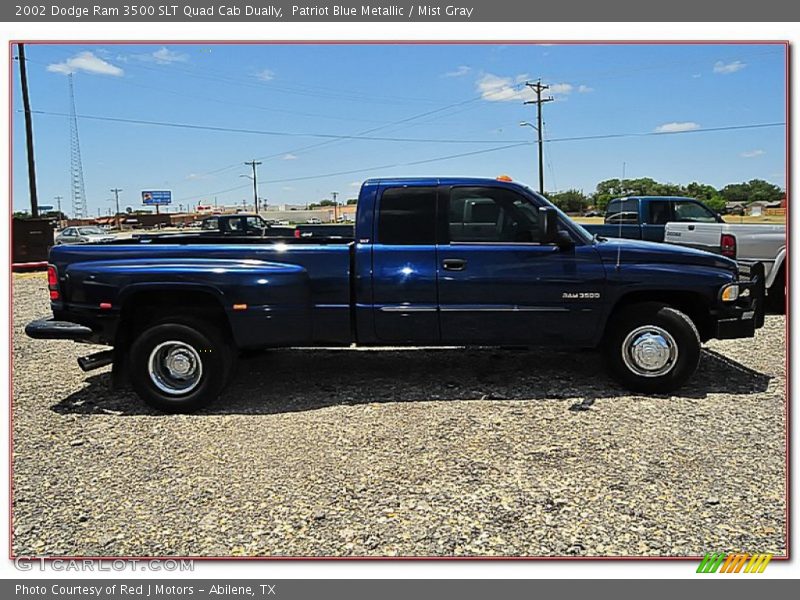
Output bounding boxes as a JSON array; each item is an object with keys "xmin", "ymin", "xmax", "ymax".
[
  {"xmin": 605, "ymin": 198, "xmax": 639, "ymax": 225},
  {"xmin": 201, "ymin": 218, "xmax": 218, "ymax": 231},
  {"xmin": 448, "ymin": 187, "xmax": 540, "ymax": 243},
  {"xmin": 647, "ymin": 200, "xmax": 672, "ymax": 224},
  {"xmin": 377, "ymin": 187, "xmax": 437, "ymax": 245},
  {"xmin": 673, "ymin": 200, "xmax": 718, "ymax": 222}
]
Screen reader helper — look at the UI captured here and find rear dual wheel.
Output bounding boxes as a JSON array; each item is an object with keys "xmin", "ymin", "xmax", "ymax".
[{"xmin": 129, "ymin": 317, "xmax": 233, "ymax": 413}]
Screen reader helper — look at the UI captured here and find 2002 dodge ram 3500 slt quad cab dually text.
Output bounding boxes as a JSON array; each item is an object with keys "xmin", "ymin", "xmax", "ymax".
[{"xmin": 26, "ymin": 177, "xmax": 765, "ymax": 413}]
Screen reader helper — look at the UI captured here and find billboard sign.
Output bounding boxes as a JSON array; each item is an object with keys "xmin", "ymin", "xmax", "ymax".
[{"xmin": 142, "ymin": 190, "xmax": 172, "ymax": 206}]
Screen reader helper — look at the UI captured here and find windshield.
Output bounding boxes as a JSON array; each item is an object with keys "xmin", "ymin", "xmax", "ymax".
[{"xmin": 78, "ymin": 227, "xmax": 105, "ymax": 235}]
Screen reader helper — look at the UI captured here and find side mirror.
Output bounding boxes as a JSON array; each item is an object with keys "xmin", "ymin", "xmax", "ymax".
[{"xmin": 538, "ymin": 206, "xmax": 560, "ymax": 244}]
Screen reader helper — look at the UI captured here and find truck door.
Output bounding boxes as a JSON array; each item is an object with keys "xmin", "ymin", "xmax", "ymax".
[
  {"xmin": 371, "ymin": 185, "xmax": 440, "ymax": 343},
  {"xmin": 436, "ymin": 185, "xmax": 606, "ymax": 346},
  {"xmin": 642, "ymin": 199, "xmax": 673, "ymax": 242}
]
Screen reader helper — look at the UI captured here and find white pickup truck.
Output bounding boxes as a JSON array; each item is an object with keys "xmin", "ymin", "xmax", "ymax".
[{"xmin": 664, "ymin": 222, "xmax": 786, "ymax": 311}]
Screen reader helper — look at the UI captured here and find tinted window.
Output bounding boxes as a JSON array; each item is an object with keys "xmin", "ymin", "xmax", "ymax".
[
  {"xmin": 448, "ymin": 186, "xmax": 540, "ymax": 243},
  {"xmin": 674, "ymin": 201, "xmax": 717, "ymax": 223},
  {"xmin": 201, "ymin": 218, "xmax": 218, "ymax": 230},
  {"xmin": 647, "ymin": 200, "xmax": 672, "ymax": 225},
  {"xmin": 378, "ymin": 187, "xmax": 436, "ymax": 245},
  {"xmin": 605, "ymin": 198, "xmax": 639, "ymax": 224}
]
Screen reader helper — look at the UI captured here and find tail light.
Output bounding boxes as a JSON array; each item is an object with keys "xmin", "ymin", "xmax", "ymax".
[
  {"xmin": 47, "ymin": 265, "xmax": 59, "ymax": 301},
  {"xmin": 294, "ymin": 229, "xmax": 301, "ymax": 239},
  {"xmin": 720, "ymin": 233, "xmax": 737, "ymax": 258}
]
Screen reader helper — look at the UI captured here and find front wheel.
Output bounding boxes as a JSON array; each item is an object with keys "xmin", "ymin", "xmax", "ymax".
[
  {"xmin": 129, "ymin": 318, "xmax": 233, "ymax": 413},
  {"xmin": 603, "ymin": 303, "xmax": 700, "ymax": 393}
]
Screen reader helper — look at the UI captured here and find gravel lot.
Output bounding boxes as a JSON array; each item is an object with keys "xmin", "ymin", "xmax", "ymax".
[{"xmin": 12, "ymin": 272, "xmax": 787, "ymax": 557}]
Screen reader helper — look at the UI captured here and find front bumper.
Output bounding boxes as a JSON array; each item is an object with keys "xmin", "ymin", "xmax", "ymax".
[
  {"xmin": 712, "ymin": 262, "xmax": 766, "ymax": 340},
  {"xmin": 25, "ymin": 318, "xmax": 94, "ymax": 341}
]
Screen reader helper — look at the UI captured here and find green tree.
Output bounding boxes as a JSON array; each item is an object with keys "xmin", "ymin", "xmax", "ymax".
[
  {"xmin": 720, "ymin": 179, "xmax": 783, "ymax": 204},
  {"xmin": 548, "ymin": 189, "xmax": 588, "ymax": 213}
]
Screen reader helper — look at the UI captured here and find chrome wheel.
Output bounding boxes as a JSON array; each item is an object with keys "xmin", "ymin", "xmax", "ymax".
[
  {"xmin": 621, "ymin": 325, "xmax": 678, "ymax": 378},
  {"xmin": 147, "ymin": 340, "xmax": 203, "ymax": 395}
]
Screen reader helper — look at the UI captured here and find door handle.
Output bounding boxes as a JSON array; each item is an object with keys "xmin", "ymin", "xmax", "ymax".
[
  {"xmin": 688, "ymin": 225, "xmax": 695, "ymax": 231},
  {"xmin": 442, "ymin": 258, "xmax": 467, "ymax": 271}
]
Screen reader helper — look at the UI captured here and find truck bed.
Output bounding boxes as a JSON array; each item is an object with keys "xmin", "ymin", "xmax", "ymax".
[{"xmin": 49, "ymin": 240, "xmax": 356, "ymax": 347}]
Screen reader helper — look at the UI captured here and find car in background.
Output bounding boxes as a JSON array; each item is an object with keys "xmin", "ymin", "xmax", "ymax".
[
  {"xmin": 665, "ymin": 221, "xmax": 786, "ymax": 311},
  {"xmin": 55, "ymin": 226, "xmax": 117, "ymax": 245},
  {"xmin": 306, "ymin": 217, "xmax": 323, "ymax": 224},
  {"xmin": 583, "ymin": 196, "xmax": 724, "ymax": 242}
]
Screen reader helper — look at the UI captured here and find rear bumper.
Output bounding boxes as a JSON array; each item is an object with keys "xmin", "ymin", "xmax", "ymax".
[
  {"xmin": 25, "ymin": 318, "xmax": 95, "ymax": 341},
  {"xmin": 712, "ymin": 262, "xmax": 766, "ymax": 340}
]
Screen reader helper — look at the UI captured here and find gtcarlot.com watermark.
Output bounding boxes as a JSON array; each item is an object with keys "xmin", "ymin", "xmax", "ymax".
[{"xmin": 14, "ymin": 557, "xmax": 194, "ymax": 572}]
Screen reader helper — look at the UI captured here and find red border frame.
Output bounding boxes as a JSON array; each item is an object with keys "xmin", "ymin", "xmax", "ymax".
[{"xmin": 7, "ymin": 39, "xmax": 791, "ymax": 563}]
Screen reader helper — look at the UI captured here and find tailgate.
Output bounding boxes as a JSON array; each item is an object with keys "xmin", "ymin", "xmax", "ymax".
[{"xmin": 664, "ymin": 222, "xmax": 722, "ymax": 253}]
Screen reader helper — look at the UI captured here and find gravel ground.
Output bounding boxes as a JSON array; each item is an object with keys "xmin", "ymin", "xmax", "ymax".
[{"xmin": 12, "ymin": 272, "xmax": 787, "ymax": 557}]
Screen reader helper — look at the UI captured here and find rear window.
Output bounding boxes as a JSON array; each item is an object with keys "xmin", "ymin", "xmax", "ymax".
[
  {"xmin": 605, "ymin": 198, "xmax": 639, "ymax": 224},
  {"xmin": 377, "ymin": 187, "xmax": 437, "ymax": 245}
]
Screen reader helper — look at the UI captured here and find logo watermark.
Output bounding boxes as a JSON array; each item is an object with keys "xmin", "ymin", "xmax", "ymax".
[
  {"xmin": 14, "ymin": 557, "xmax": 194, "ymax": 572},
  {"xmin": 697, "ymin": 552, "xmax": 773, "ymax": 573}
]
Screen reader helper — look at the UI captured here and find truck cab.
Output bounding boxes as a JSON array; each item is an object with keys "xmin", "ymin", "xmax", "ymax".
[{"xmin": 584, "ymin": 196, "xmax": 724, "ymax": 242}]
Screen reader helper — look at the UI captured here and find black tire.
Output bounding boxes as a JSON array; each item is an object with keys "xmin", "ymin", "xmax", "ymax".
[
  {"xmin": 603, "ymin": 302, "xmax": 701, "ymax": 394},
  {"xmin": 766, "ymin": 266, "xmax": 786, "ymax": 314},
  {"xmin": 129, "ymin": 317, "xmax": 233, "ymax": 413}
]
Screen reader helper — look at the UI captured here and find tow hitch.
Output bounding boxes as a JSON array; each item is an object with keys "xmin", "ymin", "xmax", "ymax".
[{"xmin": 77, "ymin": 350, "xmax": 114, "ymax": 372}]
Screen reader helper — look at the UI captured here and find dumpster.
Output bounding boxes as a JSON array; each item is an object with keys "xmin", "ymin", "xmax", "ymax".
[{"xmin": 12, "ymin": 217, "xmax": 55, "ymax": 266}]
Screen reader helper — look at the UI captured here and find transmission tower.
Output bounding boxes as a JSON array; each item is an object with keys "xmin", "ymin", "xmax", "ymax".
[{"xmin": 68, "ymin": 74, "xmax": 88, "ymax": 219}]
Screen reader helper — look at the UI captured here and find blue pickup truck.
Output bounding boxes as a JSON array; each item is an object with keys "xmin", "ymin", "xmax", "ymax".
[
  {"xmin": 26, "ymin": 177, "xmax": 764, "ymax": 412},
  {"xmin": 583, "ymin": 196, "xmax": 725, "ymax": 242}
]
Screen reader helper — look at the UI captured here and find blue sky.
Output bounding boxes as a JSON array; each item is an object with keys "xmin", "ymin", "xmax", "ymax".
[{"xmin": 12, "ymin": 43, "xmax": 786, "ymax": 215}]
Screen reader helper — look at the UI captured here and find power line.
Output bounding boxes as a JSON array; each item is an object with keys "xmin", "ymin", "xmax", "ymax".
[
  {"xmin": 175, "ymin": 141, "xmax": 532, "ymax": 202},
  {"xmin": 28, "ymin": 109, "xmax": 531, "ymax": 145},
  {"xmin": 173, "ymin": 120, "xmax": 786, "ymax": 202}
]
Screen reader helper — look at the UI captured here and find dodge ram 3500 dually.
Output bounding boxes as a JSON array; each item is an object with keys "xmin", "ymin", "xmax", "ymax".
[{"xmin": 26, "ymin": 177, "xmax": 765, "ymax": 413}]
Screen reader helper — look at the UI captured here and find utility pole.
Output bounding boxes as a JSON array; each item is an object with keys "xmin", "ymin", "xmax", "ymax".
[
  {"xmin": 55, "ymin": 195, "xmax": 64, "ymax": 227},
  {"xmin": 18, "ymin": 44, "xmax": 39, "ymax": 217},
  {"xmin": 110, "ymin": 188, "xmax": 122, "ymax": 230},
  {"xmin": 332, "ymin": 191, "xmax": 339, "ymax": 222},
  {"xmin": 244, "ymin": 160, "xmax": 262, "ymax": 214},
  {"xmin": 523, "ymin": 80, "xmax": 554, "ymax": 194}
]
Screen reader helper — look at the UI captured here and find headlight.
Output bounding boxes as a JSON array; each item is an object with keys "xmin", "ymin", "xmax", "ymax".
[{"xmin": 720, "ymin": 283, "xmax": 740, "ymax": 302}]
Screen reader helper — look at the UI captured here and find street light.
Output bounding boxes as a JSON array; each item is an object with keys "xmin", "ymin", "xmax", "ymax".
[{"xmin": 239, "ymin": 174, "xmax": 254, "ymax": 212}]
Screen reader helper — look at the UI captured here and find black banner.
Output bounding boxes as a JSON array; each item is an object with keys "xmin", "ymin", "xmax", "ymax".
[{"xmin": 5, "ymin": 0, "xmax": 800, "ymax": 22}]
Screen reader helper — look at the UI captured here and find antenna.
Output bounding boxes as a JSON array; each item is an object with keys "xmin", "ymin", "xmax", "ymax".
[{"xmin": 615, "ymin": 163, "xmax": 626, "ymax": 270}]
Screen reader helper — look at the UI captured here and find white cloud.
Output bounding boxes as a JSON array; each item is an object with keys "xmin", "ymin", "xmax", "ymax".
[
  {"xmin": 281, "ymin": 186, "xmax": 295, "ymax": 191},
  {"xmin": 476, "ymin": 73, "xmax": 527, "ymax": 102},
  {"xmin": 655, "ymin": 121, "xmax": 701, "ymax": 133},
  {"xmin": 47, "ymin": 51, "xmax": 123, "ymax": 77},
  {"xmin": 281, "ymin": 153, "xmax": 298, "ymax": 160},
  {"xmin": 578, "ymin": 85, "xmax": 594, "ymax": 93},
  {"xmin": 444, "ymin": 65, "xmax": 471, "ymax": 77},
  {"xmin": 713, "ymin": 60, "xmax": 746, "ymax": 74},
  {"xmin": 549, "ymin": 83, "xmax": 573, "ymax": 94},
  {"xmin": 476, "ymin": 73, "xmax": 585, "ymax": 102},
  {"xmin": 255, "ymin": 69, "xmax": 275, "ymax": 81},
  {"xmin": 349, "ymin": 181, "xmax": 361, "ymax": 188},
  {"xmin": 152, "ymin": 47, "xmax": 188, "ymax": 64},
  {"xmin": 740, "ymin": 149, "xmax": 766, "ymax": 158},
  {"xmin": 691, "ymin": 73, "xmax": 702, "ymax": 79}
]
